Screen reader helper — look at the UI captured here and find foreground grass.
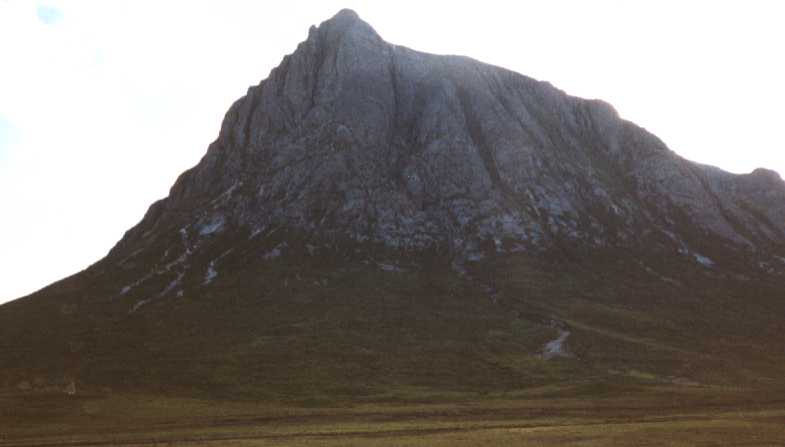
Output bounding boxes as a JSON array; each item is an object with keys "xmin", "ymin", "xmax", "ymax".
[{"xmin": 2, "ymin": 385, "xmax": 784, "ymax": 446}]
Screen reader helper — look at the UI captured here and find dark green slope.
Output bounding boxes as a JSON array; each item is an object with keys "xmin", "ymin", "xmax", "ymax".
[{"xmin": 3, "ymin": 239, "xmax": 784, "ymax": 401}]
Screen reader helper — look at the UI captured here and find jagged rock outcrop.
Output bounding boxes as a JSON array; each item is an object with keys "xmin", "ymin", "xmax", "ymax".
[{"xmin": 108, "ymin": 9, "xmax": 784, "ymax": 275}]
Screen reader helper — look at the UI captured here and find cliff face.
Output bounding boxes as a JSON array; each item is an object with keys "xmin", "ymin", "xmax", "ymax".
[{"xmin": 107, "ymin": 9, "xmax": 784, "ymax": 274}]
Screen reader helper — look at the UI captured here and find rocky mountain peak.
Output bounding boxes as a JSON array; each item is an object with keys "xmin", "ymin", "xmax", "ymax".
[
  {"xmin": 109, "ymin": 10, "xmax": 785, "ymax": 275},
  {"xmin": 311, "ymin": 8, "xmax": 378, "ymax": 40},
  {"xmin": 298, "ymin": 8, "xmax": 384, "ymax": 69},
  {"xmin": 749, "ymin": 167, "xmax": 783, "ymax": 184}
]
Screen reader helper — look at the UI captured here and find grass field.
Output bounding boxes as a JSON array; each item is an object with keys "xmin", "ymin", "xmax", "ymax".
[{"xmin": 2, "ymin": 385, "xmax": 785, "ymax": 446}]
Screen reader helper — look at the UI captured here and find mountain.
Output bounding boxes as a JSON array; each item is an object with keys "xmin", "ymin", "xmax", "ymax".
[{"xmin": 2, "ymin": 9, "xmax": 785, "ymax": 399}]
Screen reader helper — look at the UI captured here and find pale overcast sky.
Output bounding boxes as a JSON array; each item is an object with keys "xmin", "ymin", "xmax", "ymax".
[{"xmin": 1, "ymin": 1, "xmax": 783, "ymax": 304}]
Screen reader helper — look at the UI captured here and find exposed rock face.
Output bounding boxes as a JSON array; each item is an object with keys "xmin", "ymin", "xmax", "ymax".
[{"xmin": 111, "ymin": 9, "xmax": 785, "ymax": 272}]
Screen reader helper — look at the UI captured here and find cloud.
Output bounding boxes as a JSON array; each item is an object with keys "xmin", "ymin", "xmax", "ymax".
[
  {"xmin": 0, "ymin": 116, "xmax": 17, "ymax": 162},
  {"xmin": 0, "ymin": 115, "xmax": 15, "ymax": 144},
  {"xmin": 36, "ymin": 4, "xmax": 63, "ymax": 25}
]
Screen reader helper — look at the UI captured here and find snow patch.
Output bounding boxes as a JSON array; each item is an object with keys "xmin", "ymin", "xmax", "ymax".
[
  {"xmin": 377, "ymin": 262, "xmax": 405, "ymax": 272},
  {"xmin": 510, "ymin": 243, "xmax": 528, "ymax": 253},
  {"xmin": 263, "ymin": 242, "xmax": 288, "ymax": 260},
  {"xmin": 118, "ymin": 270, "xmax": 155, "ymax": 296},
  {"xmin": 664, "ymin": 230, "xmax": 714, "ymax": 268},
  {"xmin": 129, "ymin": 299, "xmax": 150, "ymax": 314},
  {"xmin": 466, "ymin": 251, "xmax": 485, "ymax": 262},
  {"xmin": 117, "ymin": 247, "xmax": 144, "ymax": 267},
  {"xmin": 164, "ymin": 227, "xmax": 195, "ymax": 270},
  {"xmin": 204, "ymin": 261, "xmax": 218, "ymax": 285},
  {"xmin": 159, "ymin": 272, "xmax": 184, "ymax": 297},
  {"xmin": 198, "ymin": 216, "xmax": 225, "ymax": 236},
  {"xmin": 482, "ymin": 284, "xmax": 499, "ymax": 304},
  {"xmin": 207, "ymin": 182, "xmax": 240, "ymax": 208},
  {"xmin": 542, "ymin": 328, "xmax": 571, "ymax": 360},
  {"xmin": 640, "ymin": 263, "xmax": 681, "ymax": 286},
  {"xmin": 693, "ymin": 253, "xmax": 714, "ymax": 267},
  {"xmin": 120, "ymin": 225, "xmax": 198, "ymax": 299},
  {"xmin": 450, "ymin": 261, "xmax": 468, "ymax": 276}
]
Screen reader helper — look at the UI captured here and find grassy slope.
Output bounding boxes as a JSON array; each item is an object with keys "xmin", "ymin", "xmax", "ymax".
[{"xmin": 2, "ymin": 245, "xmax": 785, "ymax": 400}]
